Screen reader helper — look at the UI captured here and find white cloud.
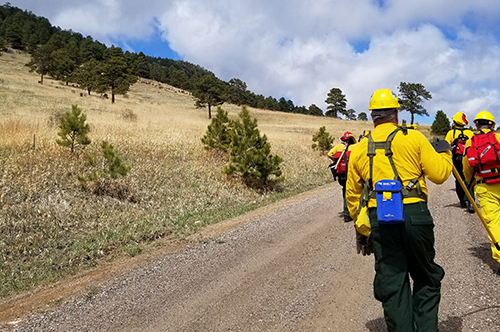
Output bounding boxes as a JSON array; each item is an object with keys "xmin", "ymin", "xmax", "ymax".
[{"xmin": 7, "ymin": 0, "xmax": 500, "ymax": 123}]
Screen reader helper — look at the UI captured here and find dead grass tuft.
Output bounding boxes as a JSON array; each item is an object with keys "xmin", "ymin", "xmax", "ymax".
[{"xmin": 121, "ymin": 109, "xmax": 137, "ymax": 122}]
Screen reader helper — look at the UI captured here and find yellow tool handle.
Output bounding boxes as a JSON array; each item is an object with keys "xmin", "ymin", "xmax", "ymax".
[
  {"xmin": 334, "ymin": 143, "xmax": 347, "ymax": 169},
  {"xmin": 452, "ymin": 164, "xmax": 500, "ymax": 251}
]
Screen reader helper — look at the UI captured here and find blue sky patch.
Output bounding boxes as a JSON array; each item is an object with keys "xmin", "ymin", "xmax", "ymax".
[
  {"xmin": 462, "ymin": 12, "xmax": 478, "ymax": 34},
  {"xmin": 350, "ymin": 39, "xmax": 370, "ymax": 53},
  {"xmin": 373, "ymin": 0, "xmax": 386, "ymax": 9},
  {"xmin": 115, "ymin": 27, "xmax": 182, "ymax": 60},
  {"xmin": 436, "ymin": 24, "xmax": 458, "ymax": 41}
]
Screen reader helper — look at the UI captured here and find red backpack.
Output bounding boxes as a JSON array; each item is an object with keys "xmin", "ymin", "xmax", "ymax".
[
  {"xmin": 451, "ymin": 128, "xmax": 468, "ymax": 158},
  {"xmin": 332, "ymin": 150, "xmax": 351, "ymax": 175},
  {"xmin": 466, "ymin": 131, "xmax": 500, "ymax": 184}
]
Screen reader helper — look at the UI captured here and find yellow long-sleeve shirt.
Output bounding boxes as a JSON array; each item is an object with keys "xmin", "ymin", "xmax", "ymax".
[
  {"xmin": 346, "ymin": 123, "xmax": 452, "ymax": 219},
  {"xmin": 327, "ymin": 143, "xmax": 355, "ymax": 161}
]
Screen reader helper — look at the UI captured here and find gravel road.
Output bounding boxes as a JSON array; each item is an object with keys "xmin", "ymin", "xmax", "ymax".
[{"xmin": 1, "ymin": 178, "xmax": 500, "ymax": 331}]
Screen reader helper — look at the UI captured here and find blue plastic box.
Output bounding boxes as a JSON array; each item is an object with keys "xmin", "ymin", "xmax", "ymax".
[{"xmin": 375, "ymin": 179, "xmax": 404, "ymax": 224}]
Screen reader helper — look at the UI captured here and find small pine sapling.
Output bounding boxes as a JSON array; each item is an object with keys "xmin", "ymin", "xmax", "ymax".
[
  {"xmin": 201, "ymin": 106, "xmax": 231, "ymax": 152},
  {"xmin": 77, "ymin": 141, "xmax": 133, "ymax": 200},
  {"xmin": 224, "ymin": 106, "xmax": 283, "ymax": 188},
  {"xmin": 312, "ymin": 126, "xmax": 333, "ymax": 154},
  {"xmin": 56, "ymin": 104, "xmax": 91, "ymax": 153},
  {"xmin": 101, "ymin": 141, "xmax": 131, "ymax": 179}
]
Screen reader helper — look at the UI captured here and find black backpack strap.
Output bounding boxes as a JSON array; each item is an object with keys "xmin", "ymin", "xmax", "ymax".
[
  {"xmin": 367, "ymin": 128, "xmax": 403, "ymax": 185},
  {"xmin": 357, "ymin": 127, "xmax": 403, "ymax": 214},
  {"xmin": 358, "ymin": 126, "xmax": 427, "ymax": 212}
]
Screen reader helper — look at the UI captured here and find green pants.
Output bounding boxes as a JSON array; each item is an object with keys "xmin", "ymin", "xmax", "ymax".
[
  {"xmin": 342, "ymin": 185, "xmax": 349, "ymax": 217},
  {"xmin": 339, "ymin": 179, "xmax": 349, "ymax": 217},
  {"xmin": 369, "ymin": 202, "xmax": 444, "ymax": 332}
]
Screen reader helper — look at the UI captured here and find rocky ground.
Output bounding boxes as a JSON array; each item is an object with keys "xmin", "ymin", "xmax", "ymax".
[{"xmin": 1, "ymin": 178, "xmax": 499, "ymax": 331}]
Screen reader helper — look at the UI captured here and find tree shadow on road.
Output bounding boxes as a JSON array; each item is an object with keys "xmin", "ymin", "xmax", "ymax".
[
  {"xmin": 469, "ymin": 242, "xmax": 499, "ymax": 274},
  {"xmin": 439, "ymin": 315, "xmax": 463, "ymax": 331},
  {"xmin": 365, "ymin": 315, "xmax": 463, "ymax": 332},
  {"xmin": 365, "ymin": 317, "xmax": 387, "ymax": 332}
]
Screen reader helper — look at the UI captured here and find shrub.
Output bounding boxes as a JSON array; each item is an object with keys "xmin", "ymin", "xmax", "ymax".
[
  {"xmin": 77, "ymin": 141, "xmax": 134, "ymax": 201},
  {"xmin": 56, "ymin": 104, "xmax": 91, "ymax": 153},
  {"xmin": 121, "ymin": 109, "xmax": 138, "ymax": 122},
  {"xmin": 201, "ymin": 106, "xmax": 231, "ymax": 152},
  {"xmin": 223, "ymin": 106, "xmax": 283, "ymax": 188},
  {"xmin": 312, "ymin": 126, "xmax": 333, "ymax": 154}
]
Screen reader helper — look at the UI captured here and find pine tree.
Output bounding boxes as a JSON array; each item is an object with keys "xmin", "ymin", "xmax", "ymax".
[
  {"xmin": 308, "ymin": 104, "xmax": 324, "ymax": 116},
  {"xmin": 345, "ymin": 108, "xmax": 357, "ymax": 120},
  {"xmin": 193, "ymin": 75, "xmax": 226, "ymax": 119},
  {"xmin": 0, "ymin": 36, "xmax": 5, "ymax": 55},
  {"xmin": 96, "ymin": 56, "xmax": 138, "ymax": 103},
  {"xmin": 51, "ymin": 48, "xmax": 76, "ymax": 85},
  {"xmin": 431, "ymin": 110, "xmax": 451, "ymax": 135},
  {"xmin": 312, "ymin": 126, "xmax": 334, "ymax": 154},
  {"xmin": 357, "ymin": 112, "xmax": 368, "ymax": 121},
  {"xmin": 227, "ymin": 78, "xmax": 248, "ymax": 106},
  {"xmin": 133, "ymin": 51, "xmax": 150, "ymax": 78},
  {"xmin": 398, "ymin": 82, "xmax": 432, "ymax": 125},
  {"xmin": 26, "ymin": 43, "xmax": 54, "ymax": 84},
  {"xmin": 201, "ymin": 106, "xmax": 231, "ymax": 152},
  {"xmin": 71, "ymin": 59, "xmax": 101, "ymax": 95},
  {"xmin": 325, "ymin": 88, "xmax": 347, "ymax": 118},
  {"xmin": 224, "ymin": 106, "xmax": 283, "ymax": 187},
  {"xmin": 56, "ymin": 105, "xmax": 91, "ymax": 153}
]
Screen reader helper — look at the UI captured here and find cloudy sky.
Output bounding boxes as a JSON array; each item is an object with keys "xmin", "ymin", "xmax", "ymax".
[{"xmin": 8, "ymin": 0, "xmax": 500, "ymax": 124}]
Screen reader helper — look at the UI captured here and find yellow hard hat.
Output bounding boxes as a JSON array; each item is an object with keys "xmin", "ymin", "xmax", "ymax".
[
  {"xmin": 368, "ymin": 89, "xmax": 400, "ymax": 110},
  {"xmin": 452, "ymin": 112, "xmax": 469, "ymax": 126},
  {"xmin": 474, "ymin": 111, "xmax": 495, "ymax": 125}
]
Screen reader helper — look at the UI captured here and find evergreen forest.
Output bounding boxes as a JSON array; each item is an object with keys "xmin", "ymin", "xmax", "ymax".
[{"xmin": 0, "ymin": 3, "xmax": 324, "ymax": 115}]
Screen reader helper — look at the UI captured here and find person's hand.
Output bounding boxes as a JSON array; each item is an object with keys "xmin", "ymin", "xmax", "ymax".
[
  {"xmin": 356, "ymin": 228, "xmax": 373, "ymax": 256},
  {"xmin": 431, "ymin": 138, "xmax": 451, "ymax": 153},
  {"xmin": 328, "ymin": 163, "xmax": 337, "ymax": 181}
]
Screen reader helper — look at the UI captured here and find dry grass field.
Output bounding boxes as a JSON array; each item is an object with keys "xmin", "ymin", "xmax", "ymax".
[{"xmin": 0, "ymin": 51, "xmax": 429, "ymax": 298}]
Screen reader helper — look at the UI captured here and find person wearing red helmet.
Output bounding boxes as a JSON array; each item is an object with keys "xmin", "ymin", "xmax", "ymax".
[
  {"xmin": 445, "ymin": 112, "xmax": 474, "ymax": 211},
  {"xmin": 328, "ymin": 131, "xmax": 357, "ymax": 222}
]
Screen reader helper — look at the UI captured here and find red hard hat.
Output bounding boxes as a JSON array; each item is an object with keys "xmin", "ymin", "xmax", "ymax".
[{"xmin": 341, "ymin": 131, "xmax": 354, "ymax": 141}]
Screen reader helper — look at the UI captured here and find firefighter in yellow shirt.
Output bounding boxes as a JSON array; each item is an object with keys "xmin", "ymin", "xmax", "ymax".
[
  {"xmin": 445, "ymin": 112, "xmax": 475, "ymax": 211},
  {"xmin": 346, "ymin": 89, "xmax": 452, "ymax": 332},
  {"xmin": 463, "ymin": 111, "xmax": 500, "ymax": 272},
  {"xmin": 328, "ymin": 132, "xmax": 356, "ymax": 222}
]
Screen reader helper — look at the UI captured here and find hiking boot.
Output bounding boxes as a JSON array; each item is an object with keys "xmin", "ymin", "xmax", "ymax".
[
  {"xmin": 460, "ymin": 201, "xmax": 467, "ymax": 208},
  {"xmin": 344, "ymin": 215, "xmax": 353, "ymax": 222},
  {"xmin": 466, "ymin": 201, "xmax": 475, "ymax": 213}
]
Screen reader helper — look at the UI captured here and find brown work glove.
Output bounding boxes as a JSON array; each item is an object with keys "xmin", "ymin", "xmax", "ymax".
[{"xmin": 355, "ymin": 227, "xmax": 373, "ymax": 256}]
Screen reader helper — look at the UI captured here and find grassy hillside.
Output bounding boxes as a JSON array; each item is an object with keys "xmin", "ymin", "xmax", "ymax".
[{"xmin": 0, "ymin": 51, "xmax": 417, "ymax": 297}]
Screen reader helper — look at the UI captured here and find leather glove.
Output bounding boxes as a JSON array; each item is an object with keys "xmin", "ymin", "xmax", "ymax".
[
  {"xmin": 431, "ymin": 138, "xmax": 451, "ymax": 153},
  {"xmin": 355, "ymin": 227, "xmax": 373, "ymax": 256},
  {"xmin": 328, "ymin": 163, "xmax": 337, "ymax": 181}
]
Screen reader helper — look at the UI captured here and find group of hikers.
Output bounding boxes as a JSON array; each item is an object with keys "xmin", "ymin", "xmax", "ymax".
[{"xmin": 327, "ymin": 89, "xmax": 500, "ymax": 332}]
